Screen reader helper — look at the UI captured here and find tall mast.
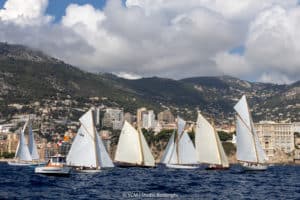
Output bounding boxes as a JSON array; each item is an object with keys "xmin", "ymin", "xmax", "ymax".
[
  {"xmin": 92, "ymin": 110, "xmax": 100, "ymax": 169},
  {"xmin": 236, "ymin": 113, "xmax": 258, "ymax": 163},
  {"xmin": 137, "ymin": 126, "xmax": 145, "ymax": 165},
  {"xmin": 245, "ymin": 100, "xmax": 259, "ymax": 163},
  {"xmin": 166, "ymin": 130, "xmax": 176, "ymax": 164},
  {"xmin": 176, "ymin": 119, "xmax": 180, "ymax": 165},
  {"xmin": 211, "ymin": 120, "xmax": 222, "ymax": 165}
]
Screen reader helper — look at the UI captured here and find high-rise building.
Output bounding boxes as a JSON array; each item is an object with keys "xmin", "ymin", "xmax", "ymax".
[
  {"xmin": 137, "ymin": 107, "xmax": 147, "ymax": 128},
  {"xmin": 102, "ymin": 108, "xmax": 124, "ymax": 130},
  {"xmin": 141, "ymin": 110, "xmax": 156, "ymax": 129},
  {"xmin": 255, "ymin": 121, "xmax": 295, "ymax": 160}
]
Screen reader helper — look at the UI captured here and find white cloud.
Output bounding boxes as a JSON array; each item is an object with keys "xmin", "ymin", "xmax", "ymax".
[
  {"xmin": 115, "ymin": 72, "xmax": 141, "ymax": 80},
  {"xmin": 0, "ymin": 0, "xmax": 299, "ymax": 83},
  {"xmin": 214, "ymin": 52, "xmax": 251, "ymax": 76},
  {"xmin": 62, "ymin": 4, "xmax": 106, "ymax": 33},
  {"xmin": 244, "ymin": 6, "xmax": 300, "ymax": 83},
  {"xmin": 259, "ymin": 72, "xmax": 293, "ymax": 84},
  {"xmin": 0, "ymin": 0, "xmax": 52, "ymax": 26},
  {"xmin": 126, "ymin": 0, "xmax": 297, "ymax": 20}
]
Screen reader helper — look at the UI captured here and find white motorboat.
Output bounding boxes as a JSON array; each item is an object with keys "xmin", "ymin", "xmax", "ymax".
[
  {"xmin": 7, "ymin": 161, "xmax": 34, "ymax": 166},
  {"xmin": 35, "ymin": 155, "xmax": 71, "ymax": 176}
]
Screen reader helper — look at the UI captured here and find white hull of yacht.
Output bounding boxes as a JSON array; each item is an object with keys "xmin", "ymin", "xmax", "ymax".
[
  {"xmin": 7, "ymin": 161, "xmax": 36, "ymax": 166},
  {"xmin": 242, "ymin": 163, "xmax": 268, "ymax": 171},
  {"xmin": 73, "ymin": 167, "xmax": 101, "ymax": 173},
  {"xmin": 35, "ymin": 166, "xmax": 71, "ymax": 176},
  {"xmin": 166, "ymin": 164, "xmax": 199, "ymax": 169}
]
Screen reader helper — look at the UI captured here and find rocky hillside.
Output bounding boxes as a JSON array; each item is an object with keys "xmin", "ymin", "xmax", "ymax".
[{"xmin": 0, "ymin": 42, "xmax": 299, "ymax": 123}]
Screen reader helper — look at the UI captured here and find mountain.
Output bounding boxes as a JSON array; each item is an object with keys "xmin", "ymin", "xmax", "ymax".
[{"xmin": 0, "ymin": 42, "xmax": 299, "ymax": 123}]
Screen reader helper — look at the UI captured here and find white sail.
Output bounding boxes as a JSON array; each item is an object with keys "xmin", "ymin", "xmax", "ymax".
[
  {"xmin": 160, "ymin": 132, "xmax": 175, "ymax": 164},
  {"xmin": 234, "ymin": 95, "xmax": 251, "ymax": 128},
  {"xmin": 234, "ymin": 95, "xmax": 267, "ymax": 163},
  {"xmin": 15, "ymin": 120, "xmax": 29, "ymax": 158},
  {"xmin": 67, "ymin": 126, "xmax": 98, "ymax": 167},
  {"xmin": 139, "ymin": 129, "xmax": 155, "ymax": 166},
  {"xmin": 167, "ymin": 117, "xmax": 184, "ymax": 165},
  {"xmin": 67, "ymin": 109, "xmax": 114, "ymax": 168},
  {"xmin": 178, "ymin": 131, "xmax": 198, "ymax": 164},
  {"xmin": 28, "ymin": 121, "xmax": 39, "ymax": 160},
  {"xmin": 216, "ymin": 132, "xmax": 229, "ymax": 167},
  {"xmin": 253, "ymin": 125, "xmax": 268, "ymax": 163},
  {"xmin": 17, "ymin": 130, "xmax": 32, "ymax": 161},
  {"xmin": 79, "ymin": 110, "xmax": 95, "ymax": 139},
  {"xmin": 95, "ymin": 132, "xmax": 114, "ymax": 168},
  {"xmin": 195, "ymin": 113, "xmax": 228, "ymax": 167},
  {"xmin": 168, "ymin": 142, "xmax": 178, "ymax": 164},
  {"xmin": 165, "ymin": 117, "xmax": 197, "ymax": 165},
  {"xmin": 236, "ymin": 116, "xmax": 257, "ymax": 162},
  {"xmin": 15, "ymin": 140, "xmax": 20, "ymax": 158},
  {"xmin": 115, "ymin": 121, "xmax": 142, "ymax": 165},
  {"xmin": 177, "ymin": 117, "xmax": 185, "ymax": 138}
]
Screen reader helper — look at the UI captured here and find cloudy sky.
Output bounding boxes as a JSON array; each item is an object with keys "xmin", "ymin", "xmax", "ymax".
[{"xmin": 0, "ymin": 0, "xmax": 299, "ymax": 84}]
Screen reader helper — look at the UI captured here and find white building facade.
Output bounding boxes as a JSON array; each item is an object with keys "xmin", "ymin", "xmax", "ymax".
[{"xmin": 255, "ymin": 121, "xmax": 296, "ymax": 160}]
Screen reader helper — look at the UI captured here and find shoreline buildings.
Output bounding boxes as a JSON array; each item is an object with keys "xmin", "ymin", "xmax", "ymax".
[{"xmin": 255, "ymin": 121, "xmax": 299, "ymax": 162}]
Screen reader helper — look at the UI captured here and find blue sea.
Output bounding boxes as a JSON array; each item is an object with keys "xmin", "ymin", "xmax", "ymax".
[{"xmin": 0, "ymin": 163, "xmax": 299, "ymax": 199}]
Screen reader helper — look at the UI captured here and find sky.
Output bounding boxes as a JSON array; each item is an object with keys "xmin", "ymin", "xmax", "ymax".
[{"xmin": 0, "ymin": 0, "xmax": 299, "ymax": 84}]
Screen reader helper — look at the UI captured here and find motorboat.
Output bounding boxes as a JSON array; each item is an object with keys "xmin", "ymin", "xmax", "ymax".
[{"xmin": 35, "ymin": 155, "xmax": 71, "ymax": 176}]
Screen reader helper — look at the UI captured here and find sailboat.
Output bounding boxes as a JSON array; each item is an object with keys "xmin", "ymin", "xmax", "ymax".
[
  {"xmin": 28, "ymin": 119, "xmax": 40, "ymax": 161},
  {"xmin": 67, "ymin": 109, "xmax": 114, "ymax": 172},
  {"xmin": 114, "ymin": 121, "xmax": 155, "ymax": 167},
  {"xmin": 195, "ymin": 112, "xmax": 229, "ymax": 170},
  {"xmin": 8, "ymin": 119, "xmax": 33, "ymax": 166},
  {"xmin": 234, "ymin": 95, "xmax": 268, "ymax": 171},
  {"xmin": 160, "ymin": 117, "xmax": 198, "ymax": 169}
]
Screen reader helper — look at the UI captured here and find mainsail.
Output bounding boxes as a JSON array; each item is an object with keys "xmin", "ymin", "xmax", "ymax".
[
  {"xmin": 16, "ymin": 129, "xmax": 32, "ymax": 162},
  {"xmin": 67, "ymin": 126, "xmax": 97, "ymax": 167},
  {"xmin": 160, "ymin": 132, "xmax": 175, "ymax": 164},
  {"xmin": 95, "ymin": 131, "xmax": 114, "ymax": 168},
  {"xmin": 178, "ymin": 131, "xmax": 198, "ymax": 164},
  {"xmin": 234, "ymin": 95, "xmax": 268, "ymax": 163},
  {"xmin": 161, "ymin": 117, "xmax": 197, "ymax": 165},
  {"xmin": 67, "ymin": 109, "xmax": 114, "ymax": 168},
  {"xmin": 28, "ymin": 120, "xmax": 39, "ymax": 160},
  {"xmin": 114, "ymin": 121, "xmax": 155, "ymax": 167},
  {"xmin": 195, "ymin": 112, "xmax": 229, "ymax": 167}
]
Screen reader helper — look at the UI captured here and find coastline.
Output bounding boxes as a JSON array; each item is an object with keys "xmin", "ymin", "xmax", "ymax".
[{"xmin": 0, "ymin": 158, "xmax": 13, "ymax": 162}]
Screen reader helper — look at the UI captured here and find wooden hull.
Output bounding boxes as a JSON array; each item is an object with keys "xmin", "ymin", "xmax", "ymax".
[
  {"xmin": 115, "ymin": 162, "xmax": 155, "ymax": 168},
  {"xmin": 166, "ymin": 164, "xmax": 199, "ymax": 169},
  {"xmin": 242, "ymin": 163, "xmax": 268, "ymax": 171},
  {"xmin": 35, "ymin": 166, "xmax": 71, "ymax": 176}
]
